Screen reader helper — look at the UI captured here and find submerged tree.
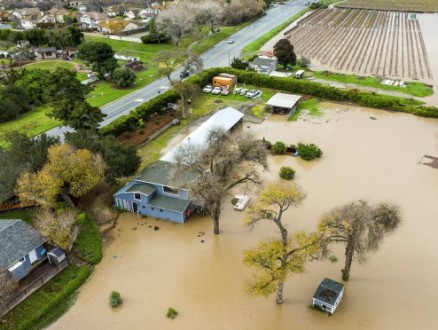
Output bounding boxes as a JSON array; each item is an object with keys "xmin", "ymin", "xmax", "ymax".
[
  {"xmin": 174, "ymin": 129, "xmax": 268, "ymax": 234},
  {"xmin": 318, "ymin": 200, "xmax": 402, "ymax": 281},
  {"xmin": 243, "ymin": 182, "xmax": 323, "ymax": 304}
]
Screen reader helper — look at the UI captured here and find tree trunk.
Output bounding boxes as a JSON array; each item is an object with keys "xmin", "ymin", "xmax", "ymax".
[
  {"xmin": 276, "ymin": 281, "xmax": 284, "ymax": 304},
  {"xmin": 180, "ymin": 93, "xmax": 187, "ymax": 119},
  {"xmin": 342, "ymin": 242, "xmax": 355, "ymax": 281},
  {"xmin": 212, "ymin": 203, "xmax": 221, "ymax": 235},
  {"xmin": 61, "ymin": 192, "xmax": 76, "ymax": 209}
]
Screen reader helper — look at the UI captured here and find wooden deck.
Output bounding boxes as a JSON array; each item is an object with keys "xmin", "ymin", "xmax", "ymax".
[{"xmin": 0, "ymin": 259, "xmax": 68, "ymax": 318}]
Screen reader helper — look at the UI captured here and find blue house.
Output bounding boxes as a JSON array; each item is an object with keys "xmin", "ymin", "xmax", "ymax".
[
  {"xmin": 114, "ymin": 107, "xmax": 244, "ymax": 223},
  {"xmin": 312, "ymin": 278, "xmax": 345, "ymax": 315},
  {"xmin": 0, "ymin": 219, "xmax": 47, "ymax": 283},
  {"xmin": 114, "ymin": 161, "xmax": 200, "ymax": 223}
]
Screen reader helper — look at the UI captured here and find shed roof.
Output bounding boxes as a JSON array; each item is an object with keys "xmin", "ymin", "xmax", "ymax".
[
  {"xmin": 313, "ymin": 278, "xmax": 344, "ymax": 306},
  {"xmin": 161, "ymin": 107, "xmax": 243, "ymax": 163},
  {"xmin": 252, "ymin": 56, "xmax": 276, "ymax": 67},
  {"xmin": 0, "ymin": 219, "xmax": 46, "ymax": 268},
  {"xmin": 148, "ymin": 194, "xmax": 190, "ymax": 213},
  {"xmin": 266, "ymin": 93, "xmax": 301, "ymax": 109},
  {"xmin": 36, "ymin": 47, "xmax": 56, "ymax": 53}
]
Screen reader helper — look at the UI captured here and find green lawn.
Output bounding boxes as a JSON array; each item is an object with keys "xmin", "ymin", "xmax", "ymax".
[
  {"xmin": 21, "ymin": 60, "xmax": 77, "ymax": 72},
  {"xmin": 72, "ymin": 213, "xmax": 103, "ymax": 265},
  {"xmin": 288, "ymin": 97, "xmax": 321, "ymax": 121},
  {"xmin": 0, "ymin": 209, "xmax": 34, "ymax": 225},
  {"xmin": 0, "ymin": 105, "xmax": 60, "ymax": 149},
  {"xmin": 312, "ymin": 71, "xmax": 433, "ymax": 97},
  {"xmin": 0, "ymin": 265, "xmax": 92, "ymax": 330}
]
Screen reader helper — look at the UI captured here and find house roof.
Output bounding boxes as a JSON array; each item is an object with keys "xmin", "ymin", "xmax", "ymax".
[
  {"xmin": 266, "ymin": 93, "xmax": 301, "ymax": 109},
  {"xmin": 135, "ymin": 160, "xmax": 199, "ymax": 189},
  {"xmin": 0, "ymin": 219, "xmax": 46, "ymax": 268},
  {"xmin": 127, "ymin": 183, "xmax": 156, "ymax": 196},
  {"xmin": 252, "ymin": 56, "xmax": 277, "ymax": 67},
  {"xmin": 313, "ymin": 278, "xmax": 344, "ymax": 306},
  {"xmin": 85, "ymin": 12, "xmax": 108, "ymax": 20},
  {"xmin": 147, "ymin": 194, "xmax": 190, "ymax": 213},
  {"xmin": 160, "ymin": 106, "xmax": 243, "ymax": 163},
  {"xmin": 36, "ymin": 47, "xmax": 56, "ymax": 53}
]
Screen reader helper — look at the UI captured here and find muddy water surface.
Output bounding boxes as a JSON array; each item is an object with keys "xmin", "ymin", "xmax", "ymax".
[{"xmin": 51, "ymin": 104, "xmax": 438, "ymax": 330}]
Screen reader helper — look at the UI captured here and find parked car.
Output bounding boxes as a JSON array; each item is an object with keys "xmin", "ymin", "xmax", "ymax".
[
  {"xmin": 211, "ymin": 86, "xmax": 222, "ymax": 95},
  {"xmin": 245, "ymin": 90, "xmax": 258, "ymax": 98},
  {"xmin": 240, "ymin": 88, "xmax": 248, "ymax": 96},
  {"xmin": 221, "ymin": 87, "xmax": 230, "ymax": 96},
  {"xmin": 203, "ymin": 85, "xmax": 213, "ymax": 93},
  {"xmin": 233, "ymin": 87, "xmax": 241, "ymax": 94},
  {"xmin": 180, "ymin": 71, "xmax": 189, "ymax": 79}
]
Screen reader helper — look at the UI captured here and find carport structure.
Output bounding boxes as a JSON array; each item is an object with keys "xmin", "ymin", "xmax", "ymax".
[{"xmin": 266, "ymin": 93, "xmax": 301, "ymax": 115}]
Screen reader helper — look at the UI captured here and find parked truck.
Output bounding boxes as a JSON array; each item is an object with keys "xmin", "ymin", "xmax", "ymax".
[{"xmin": 218, "ymin": 73, "xmax": 237, "ymax": 85}]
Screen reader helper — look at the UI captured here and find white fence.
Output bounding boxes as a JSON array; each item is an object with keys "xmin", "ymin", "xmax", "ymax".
[{"xmin": 109, "ymin": 35, "xmax": 142, "ymax": 43}]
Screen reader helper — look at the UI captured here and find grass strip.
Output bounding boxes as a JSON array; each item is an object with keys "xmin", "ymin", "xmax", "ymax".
[
  {"xmin": 0, "ymin": 210, "xmax": 34, "ymax": 225},
  {"xmin": 72, "ymin": 213, "xmax": 103, "ymax": 265},
  {"xmin": 0, "ymin": 265, "xmax": 92, "ymax": 330},
  {"xmin": 242, "ymin": 8, "xmax": 310, "ymax": 60},
  {"xmin": 312, "ymin": 71, "xmax": 433, "ymax": 97},
  {"xmin": 289, "ymin": 97, "xmax": 321, "ymax": 121}
]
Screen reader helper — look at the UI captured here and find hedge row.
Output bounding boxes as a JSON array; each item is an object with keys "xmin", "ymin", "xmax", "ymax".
[
  {"xmin": 100, "ymin": 90, "xmax": 179, "ymax": 136},
  {"xmin": 200, "ymin": 68, "xmax": 438, "ymax": 118}
]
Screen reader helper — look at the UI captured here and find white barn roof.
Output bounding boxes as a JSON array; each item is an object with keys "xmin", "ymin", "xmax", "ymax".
[
  {"xmin": 160, "ymin": 106, "xmax": 243, "ymax": 163},
  {"xmin": 266, "ymin": 93, "xmax": 301, "ymax": 109}
]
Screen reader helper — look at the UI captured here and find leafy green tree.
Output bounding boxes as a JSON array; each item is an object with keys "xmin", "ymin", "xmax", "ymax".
[
  {"xmin": 15, "ymin": 68, "xmax": 52, "ymax": 105},
  {"xmin": 231, "ymin": 57, "xmax": 249, "ymax": 70},
  {"xmin": 78, "ymin": 41, "xmax": 118, "ymax": 78},
  {"xmin": 0, "ymin": 85, "xmax": 32, "ymax": 122},
  {"xmin": 141, "ymin": 18, "xmax": 168, "ymax": 44},
  {"xmin": 66, "ymin": 130, "xmax": 140, "ymax": 183},
  {"xmin": 273, "ymin": 38, "xmax": 297, "ymax": 69},
  {"xmin": 112, "ymin": 67, "xmax": 136, "ymax": 88},
  {"xmin": 318, "ymin": 200, "xmax": 401, "ymax": 281},
  {"xmin": 244, "ymin": 182, "xmax": 323, "ymax": 304},
  {"xmin": 279, "ymin": 166, "xmax": 295, "ymax": 180},
  {"xmin": 46, "ymin": 68, "xmax": 105, "ymax": 130},
  {"xmin": 271, "ymin": 141, "xmax": 287, "ymax": 154},
  {"xmin": 0, "ymin": 132, "xmax": 59, "ymax": 203},
  {"xmin": 297, "ymin": 143, "xmax": 322, "ymax": 160}
]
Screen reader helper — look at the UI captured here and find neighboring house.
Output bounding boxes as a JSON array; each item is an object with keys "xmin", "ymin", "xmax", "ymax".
[
  {"xmin": 35, "ymin": 47, "xmax": 57, "ymax": 60},
  {"xmin": 312, "ymin": 278, "xmax": 345, "ymax": 315},
  {"xmin": 38, "ymin": 14, "xmax": 56, "ymax": 24},
  {"xmin": 79, "ymin": 11, "xmax": 108, "ymax": 29},
  {"xmin": 115, "ymin": 107, "xmax": 244, "ymax": 223},
  {"xmin": 102, "ymin": 6, "xmax": 117, "ymax": 17},
  {"xmin": 48, "ymin": 8, "xmax": 73, "ymax": 24},
  {"xmin": 69, "ymin": 1, "xmax": 84, "ymax": 9},
  {"xmin": 250, "ymin": 55, "xmax": 278, "ymax": 75},
  {"xmin": 12, "ymin": 8, "xmax": 41, "ymax": 20},
  {"xmin": 139, "ymin": 7, "xmax": 160, "ymax": 19},
  {"xmin": 0, "ymin": 10, "xmax": 12, "ymax": 22},
  {"xmin": 0, "ymin": 220, "xmax": 47, "ymax": 283},
  {"xmin": 20, "ymin": 14, "xmax": 40, "ymax": 30},
  {"xmin": 124, "ymin": 9, "xmax": 140, "ymax": 20},
  {"xmin": 98, "ymin": 19, "xmax": 141, "ymax": 34}
]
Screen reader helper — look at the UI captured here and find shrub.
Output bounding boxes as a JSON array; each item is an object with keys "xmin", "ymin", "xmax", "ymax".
[
  {"xmin": 231, "ymin": 197, "xmax": 239, "ymax": 205},
  {"xmin": 297, "ymin": 143, "xmax": 322, "ymax": 161},
  {"xmin": 329, "ymin": 255, "xmax": 338, "ymax": 263},
  {"xmin": 109, "ymin": 291, "xmax": 122, "ymax": 308},
  {"xmin": 272, "ymin": 141, "xmax": 287, "ymax": 154},
  {"xmin": 166, "ymin": 307, "xmax": 178, "ymax": 319},
  {"xmin": 279, "ymin": 166, "xmax": 295, "ymax": 180}
]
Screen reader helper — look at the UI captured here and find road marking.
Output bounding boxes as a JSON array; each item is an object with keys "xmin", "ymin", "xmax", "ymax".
[{"xmin": 134, "ymin": 98, "xmax": 144, "ymax": 102}]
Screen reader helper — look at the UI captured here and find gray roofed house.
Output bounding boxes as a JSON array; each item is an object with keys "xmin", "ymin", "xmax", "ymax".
[
  {"xmin": 312, "ymin": 278, "xmax": 344, "ymax": 314},
  {"xmin": 0, "ymin": 219, "xmax": 48, "ymax": 282},
  {"xmin": 35, "ymin": 47, "xmax": 57, "ymax": 60},
  {"xmin": 250, "ymin": 56, "xmax": 278, "ymax": 75}
]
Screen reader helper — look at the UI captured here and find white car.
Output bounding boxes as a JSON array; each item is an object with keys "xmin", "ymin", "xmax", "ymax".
[
  {"xmin": 245, "ymin": 90, "xmax": 258, "ymax": 98},
  {"xmin": 211, "ymin": 86, "xmax": 222, "ymax": 95},
  {"xmin": 228, "ymin": 39, "xmax": 235, "ymax": 44},
  {"xmin": 203, "ymin": 85, "xmax": 213, "ymax": 93}
]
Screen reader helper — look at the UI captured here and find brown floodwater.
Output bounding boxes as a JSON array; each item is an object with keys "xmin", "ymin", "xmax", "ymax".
[{"xmin": 50, "ymin": 103, "xmax": 438, "ymax": 329}]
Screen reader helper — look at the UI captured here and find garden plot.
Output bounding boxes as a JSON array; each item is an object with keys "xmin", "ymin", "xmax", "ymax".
[{"xmin": 285, "ymin": 9, "xmax": 432, "ymax": 81}]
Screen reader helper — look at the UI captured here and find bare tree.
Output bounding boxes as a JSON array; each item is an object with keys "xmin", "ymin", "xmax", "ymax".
[
  {"xmin": 156, "ymin": 2, "xmax": 195, "ymax": 47},
  {"xmin": 175, "ymin": 129, "xmax": 268, "ymax": 234},
  {"xmin": 318, "ymin": 200, "xmax": 402, "ymax": 281},
  {"xmin": 195, "ymin": 0, "xmax": 224, "ymax": 34}
]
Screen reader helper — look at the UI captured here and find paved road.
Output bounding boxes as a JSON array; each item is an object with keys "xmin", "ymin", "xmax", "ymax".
[{"xmin": 47, "ymin": 0, "xmax": 308, "ymax": 138}]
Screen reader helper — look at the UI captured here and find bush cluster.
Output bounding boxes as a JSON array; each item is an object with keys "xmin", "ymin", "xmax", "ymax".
[
  {"xmin": 272, "ymin": 141, "xmax": 287, "ymax": 154},
  {"xmin": 166, "ymin": 307, "xmax": 178, "ymax": 319},
  {"xmin": 109, "ymin": 291, "xmax": 123, "ymax": 308},
  {"xmin": 297, "ymin": 143, "xmax": 322, "ymax": 161},
  {"xmin": 279, "ymin": 166, "xmax": 295, "ymax": 180}
]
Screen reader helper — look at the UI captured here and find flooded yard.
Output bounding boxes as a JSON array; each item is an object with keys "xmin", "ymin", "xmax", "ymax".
[{"xmin": 51, "ymin": 103, "xmax": 438, "ymax": 329}]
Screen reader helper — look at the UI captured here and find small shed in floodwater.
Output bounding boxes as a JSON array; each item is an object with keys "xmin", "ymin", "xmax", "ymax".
[
  {"xmin": 266, "ymin": 93, "xmax": 301, "ymax": 115},
  {"xmin": 312, "ymin": 278, "xmax": 344, "ymax": 315}
]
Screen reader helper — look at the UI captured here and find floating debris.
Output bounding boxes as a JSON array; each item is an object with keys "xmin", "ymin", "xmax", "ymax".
[
  {"xmin": 132, "ymin": 227, "xmax": 137, "ymax": 230},
  {"xmin": 369, "ymin": 116, "xmax": 377, "ymax": 120},
  {"xmin": 154, "ymin": 226, "xmax": 160, "ymax": 231}
]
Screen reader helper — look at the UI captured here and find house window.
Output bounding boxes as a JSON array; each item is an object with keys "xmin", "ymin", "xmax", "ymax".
[
  {"xmin": 163, "ymin": 186, "xmax": 178, "ymax": 195},
  {"xmin": 134, "ymin": 193, "xmax": 141, "ymax": 200},
  {"xmin": 160, "ymin": 209, "xmax": 163, "ymax": 212},
  {"xmin": 46, "ymin": 52, "xmax": 52, "ymax": 56}
]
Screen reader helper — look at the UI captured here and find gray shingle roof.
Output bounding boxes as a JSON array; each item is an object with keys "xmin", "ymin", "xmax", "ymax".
[
  {"xmin": 136, "ymin": 160, "xmax": 199, "ymax": 189},
  {"xmin": 127, "ymin": 183, "xmax": 156, "ymax": 196},
  {"xmin": 147, "ymin": 194, "xmax": 190, "ymax": 213},
  {"xmin": 313, "ymin": 278, "xmax": 344, "ymax": 305},
  {"xmin": 0, "ymin": 219, "xmax": 46, "ymax": 268}
]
